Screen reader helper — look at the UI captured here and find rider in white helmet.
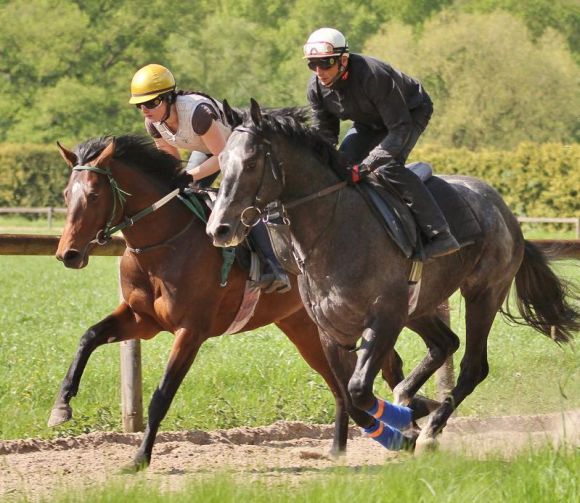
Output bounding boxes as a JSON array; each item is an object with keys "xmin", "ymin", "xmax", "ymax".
[{"xmin": 303, "ymin": 28, "xmax": 459, "ymax": 259}]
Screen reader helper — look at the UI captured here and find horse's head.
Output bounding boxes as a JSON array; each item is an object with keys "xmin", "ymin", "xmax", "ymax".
[
  {"xmin": 207, "ymin": 99, "xmax": 285, "ymax": 247},
  {"xmin": 56, "ymin": 138, "xmax": 120, "ymax": 268}
]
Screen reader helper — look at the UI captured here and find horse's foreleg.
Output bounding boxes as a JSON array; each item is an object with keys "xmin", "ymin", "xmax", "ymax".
[
  {"xmin": 131, "ymin": 328, "xmax": 202, "ymax": 471},
  {"xmin": 348, "ymin": 320, "xmax": 416, "ymax": 451},
  {"xmin": 48, "ymin": 303, "xmax": 160, "ymax": 428},
  {"xmin": 317, "ymin": 332, "xmax": 375, "ymax": 431},
  {"xmin": 275, "ymin": 311, "xmax": 349, "ymax": 456}
]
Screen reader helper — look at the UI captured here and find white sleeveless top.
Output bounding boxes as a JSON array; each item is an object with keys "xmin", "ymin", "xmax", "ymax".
[{"xmin": 153, "ymin": 94, "xmax": 231, "ymax": 153}]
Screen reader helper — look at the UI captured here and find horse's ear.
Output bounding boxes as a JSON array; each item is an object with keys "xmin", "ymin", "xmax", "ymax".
[
  {"xmin": 57, "ymin": 141, "xmax": 77, "ymax": 168},
  {"xmin": 94, "ymin": 138, "xmax": 116, "ymax": 167},
  {"xmin": 222, "ymin": 99, "xmax": 240, "ymax": 127},
  {"xmin": 249, "ymin": 98, "xmax": 262, "ymax": 127}
]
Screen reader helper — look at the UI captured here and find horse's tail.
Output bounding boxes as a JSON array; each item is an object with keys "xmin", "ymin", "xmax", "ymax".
[{"xmin": 500, "ymin": 240, "xmax": 579, "ymax": 344}]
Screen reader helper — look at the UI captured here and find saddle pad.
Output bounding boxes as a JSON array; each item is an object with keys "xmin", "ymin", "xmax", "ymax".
[
  {"xmin": 425, "ymin": 177, "xmax": 482, "ymax": 246},
  {"xmin": 359, "ymin": 181, "xmax": 417, "ymax": 258},
  {"xmin": 360, "ymin": 174, "xmax": 482, "ymax": 258}
]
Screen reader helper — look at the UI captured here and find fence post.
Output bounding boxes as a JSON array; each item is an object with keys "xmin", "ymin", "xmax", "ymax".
[
  {"xmin": 47, "ymin": 207, "xmax": 53, "ymax": 230},
  {"xmin": 434, "ymin": 299, "xmax": 455, "ymax": 401},
  {"xmin": 119, "ymin": 258, "xmax": 144, "ymax": 432},
  {"xmin": 576, "ymin": 217, "xmax": 580, "ymax": 239}
]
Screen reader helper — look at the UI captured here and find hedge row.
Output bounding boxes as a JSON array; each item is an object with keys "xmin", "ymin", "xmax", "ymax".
[
  {"xmin": 0, "ymin": 142, "xmax": 578, "ymax": 217},
  {"xmin": 412, "ymin": 142, "xmax": 579, "ymax": 217}
]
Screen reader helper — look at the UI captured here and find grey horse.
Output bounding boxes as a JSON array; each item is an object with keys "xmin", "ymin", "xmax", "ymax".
[{"xmin": 207, "ymin": 99, "xmax": 578, "ymax": 452}]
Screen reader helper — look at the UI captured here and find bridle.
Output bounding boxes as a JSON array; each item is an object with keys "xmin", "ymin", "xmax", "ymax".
[
  {"xmin": 232, "ymin": 126, "xmax": 346, "ymax": 229},
  {"xmin": 72, "ymin": 164, "xmax": 181, "ymax": 247}
]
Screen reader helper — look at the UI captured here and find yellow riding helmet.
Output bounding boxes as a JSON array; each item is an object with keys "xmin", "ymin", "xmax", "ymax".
[{"xmin": 129, "ymin": 64, "xmax": 176, "ymax": 104}]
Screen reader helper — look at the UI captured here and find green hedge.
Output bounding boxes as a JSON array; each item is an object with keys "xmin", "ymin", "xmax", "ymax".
[
  {"xmin": 0, "ymin": 142, "xmax": 578, "ymax": 218},
  {"xmin": 412, "ymin": 142, "xmax": 579, "ymax": 217},
  {"xmin": 0, "ymin": 143, "xmax": 67, "ymax": 207}
]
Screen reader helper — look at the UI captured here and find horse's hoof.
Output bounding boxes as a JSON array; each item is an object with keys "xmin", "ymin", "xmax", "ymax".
[
  {"xmin": 47, "ymin": 404, "xmax": 73, "ymax": 427},
  {"xmin": 120, "ymin": 458, "xmax": 149, "ymax": 474},
  {"xmin": 414, "ymin": 435, "xmax": 439, "ymax": 455},
  {"xmin": 328, "ymin": 446, "xmax": 346, "ymax": 459}
]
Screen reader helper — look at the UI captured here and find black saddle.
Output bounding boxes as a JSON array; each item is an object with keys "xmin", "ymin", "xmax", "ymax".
[{"xmin": 359, "ymin": 162, "xmax": 482, "ymax": 259}]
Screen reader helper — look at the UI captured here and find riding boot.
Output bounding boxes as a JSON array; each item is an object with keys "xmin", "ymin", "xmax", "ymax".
[
  {"xmin": 248, "ymin": 222, "xmax": 291, "ymax": 293},
  {"xmin": 375, "ymin": 162, "xmax": 460, "ymax": 259}
]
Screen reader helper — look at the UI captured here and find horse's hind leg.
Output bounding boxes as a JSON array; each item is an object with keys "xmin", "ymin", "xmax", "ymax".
[
  {"xmin": 48, "ymin": 303, "xmax": 160, "ymax": 428},
  {"xmin": 131, "ymin": 328, "xmax": 203, "ymax": 471},
  {"xmin": 276, "ymin": 312, "xmax": 349, "ymax": 456},
  {"xmin": 417, "ymin": 287, "xmax": 508, "ymax": 451},
  {"xmin": 393, "ymin": 314, "xmax": 460, "ymax": 420}
]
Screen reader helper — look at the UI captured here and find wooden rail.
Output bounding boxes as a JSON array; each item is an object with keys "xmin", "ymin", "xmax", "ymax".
[
  {"xmin": 2, "ymin": 208, "xmax": 579, "ymax": 236},
  {"xmin": 532, "ymin": 239, "xmax": 580, "ymax": 259},
  {"xmin": 0, "ymin": 234, "xmax": 126, "ymax": 255}
]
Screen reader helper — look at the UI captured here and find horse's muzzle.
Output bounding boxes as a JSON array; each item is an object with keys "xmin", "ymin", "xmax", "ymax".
[
  {"xmin": 56, "ymin": 248, "xmax": 89, "ymax": 269},
  {"xmin": 208, "ymin": 223, "xmax": 243, "ymax": 248}
]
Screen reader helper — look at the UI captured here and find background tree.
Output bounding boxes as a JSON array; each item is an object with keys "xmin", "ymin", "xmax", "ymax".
[
  {"xmin": 0, "ymin": 0, "xmax": 577, "ymax": 149},
  {"xmin": 365, "ymin": 11, "xmax": 579, "ymax": 149}
]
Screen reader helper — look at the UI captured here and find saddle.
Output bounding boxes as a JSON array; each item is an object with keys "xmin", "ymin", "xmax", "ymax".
[{"xmin": 358, "ymin": 162, "xmax": 482, "ymax": 259}]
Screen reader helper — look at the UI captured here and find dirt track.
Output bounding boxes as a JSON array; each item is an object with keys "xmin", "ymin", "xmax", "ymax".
[{"xmin": 1, "ymin": 410, "xmax": 578, "ymax": 501}]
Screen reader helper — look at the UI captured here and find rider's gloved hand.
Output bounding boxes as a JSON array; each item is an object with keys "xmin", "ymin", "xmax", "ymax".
[{"xmin": 346, "ymin": 164, "xmax": 370, "ymax": 185}]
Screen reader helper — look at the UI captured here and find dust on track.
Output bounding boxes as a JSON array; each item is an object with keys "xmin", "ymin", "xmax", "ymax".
[{"xmin": 1, "ymin": 410, "xmax": 578, "ymax": 501}]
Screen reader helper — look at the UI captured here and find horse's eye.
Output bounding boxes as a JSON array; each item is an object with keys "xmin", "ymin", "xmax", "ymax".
[
  {"xmin": 245, "ymin": 160, "xmax": 257, "ymax": 171},
  {"xmin": 87, "ymin": 192, "xmax": 99, "ymax": 201}
]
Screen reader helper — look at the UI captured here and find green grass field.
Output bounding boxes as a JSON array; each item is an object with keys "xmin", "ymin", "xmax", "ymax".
[
  {"xmin": 44, "ymin": 447, "xmax": 580, "ymax": 503},
  {"xmin": 0, "ymin": 225, "xmax": 578, "ymax": 441}
]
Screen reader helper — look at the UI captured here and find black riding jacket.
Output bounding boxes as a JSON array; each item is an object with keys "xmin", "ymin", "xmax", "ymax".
[{"xmin": 307, "ymin": 53, "xmax": 431, "ymax": 169}]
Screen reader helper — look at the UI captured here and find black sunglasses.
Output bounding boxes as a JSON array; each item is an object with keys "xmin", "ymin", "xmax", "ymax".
[
  {"xmin": 307, "ymin": 57, "xmax": 338, "ymax": 71},
  {"xmin": 135, "ymin": 96, "xmax": 164, "ymax": 110}
]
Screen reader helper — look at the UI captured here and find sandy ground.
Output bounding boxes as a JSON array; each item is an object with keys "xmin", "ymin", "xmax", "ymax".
[{"xmin": 1, "ymin": 410, "xmax": 578, "ymax": 501}]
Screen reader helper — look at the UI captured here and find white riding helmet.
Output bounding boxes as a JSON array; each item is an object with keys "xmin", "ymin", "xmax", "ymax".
[{"xmin": 303, "ymin": 28, "xmax": 349, "ymax": 59}]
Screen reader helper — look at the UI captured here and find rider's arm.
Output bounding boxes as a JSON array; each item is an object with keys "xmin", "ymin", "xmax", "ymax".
[
  {"xmin": 307, "ymin": 77, "xmax": 340, "ymax": 146},
  {"xmin": 362, "ymin": 67, "xmax": 413, "ymax": 169},
  {"xmin": 145, "ymin": 118, "xmax": 181, "ymax": 159},
  {"xmin": 187, "ymin": 105, "xmax": 227, "ymax": 181}
]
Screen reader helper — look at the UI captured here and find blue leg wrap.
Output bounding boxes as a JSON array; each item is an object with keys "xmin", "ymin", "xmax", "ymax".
[
  {"xmin": 366, "ymin": 398, "xmax": 412, "ymax": 430},
  {"xmin": 363, "ymin": 419, "xmax": 404, "ymax": 450}
]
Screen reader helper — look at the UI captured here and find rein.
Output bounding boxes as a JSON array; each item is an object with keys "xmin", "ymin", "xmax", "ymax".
[{"xmin": 72, "ymin": 164, "xmax": 183, "ymax": 246}]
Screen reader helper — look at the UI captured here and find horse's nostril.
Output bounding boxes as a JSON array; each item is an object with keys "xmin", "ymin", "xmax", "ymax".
[
  {"xmin": 215, "ymin": 224, "xmax": 231, "ymax": 238},
  {"xmin": 63, "ymin": 249, "xmax": 81, "ymax": 263}
]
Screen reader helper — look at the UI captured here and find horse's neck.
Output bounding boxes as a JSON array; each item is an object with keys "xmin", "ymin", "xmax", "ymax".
[
  {"xmin": 281, "ymin": 149, "xmax": 344, "ymax": 255},
  {"xmin": 113, "ymin": 162, "xmax": 193, "ymax": 250}
]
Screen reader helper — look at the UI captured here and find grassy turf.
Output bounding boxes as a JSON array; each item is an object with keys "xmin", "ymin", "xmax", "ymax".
[
  {"xmin": 0, "ymin": 242, "xmax": 577, "ymax": 440},
  {"xmin": 38, "ymin": 447, "xmax": 580, "ymax": 503}
]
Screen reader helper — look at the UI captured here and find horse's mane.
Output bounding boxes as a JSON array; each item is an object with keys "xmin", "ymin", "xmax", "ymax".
[
  {"xmin": 74, "ymin": 135, "xmax": 188, "ymax": 188},
  {"xmin": 239, "ymin": 107, "xmax": 347, "ymax": 175}
]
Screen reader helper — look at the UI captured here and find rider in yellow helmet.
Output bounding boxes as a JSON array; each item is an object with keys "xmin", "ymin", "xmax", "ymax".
[
  {"xmin": 129, "ymin": 64, "xmax": 290, "ymax": 293},
  {"xmin": 130, "ymin": 63, "xmax": 229, "ymax": 187}
]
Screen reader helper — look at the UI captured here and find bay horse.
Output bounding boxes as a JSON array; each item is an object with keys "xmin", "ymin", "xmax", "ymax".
[
  {"xmin": 206, "ymin": 100, "xmax": 579, "ymax": 452},
  {"xmin": 52, "ymin": 135, "xmax": 356, "ymax": 471}
]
